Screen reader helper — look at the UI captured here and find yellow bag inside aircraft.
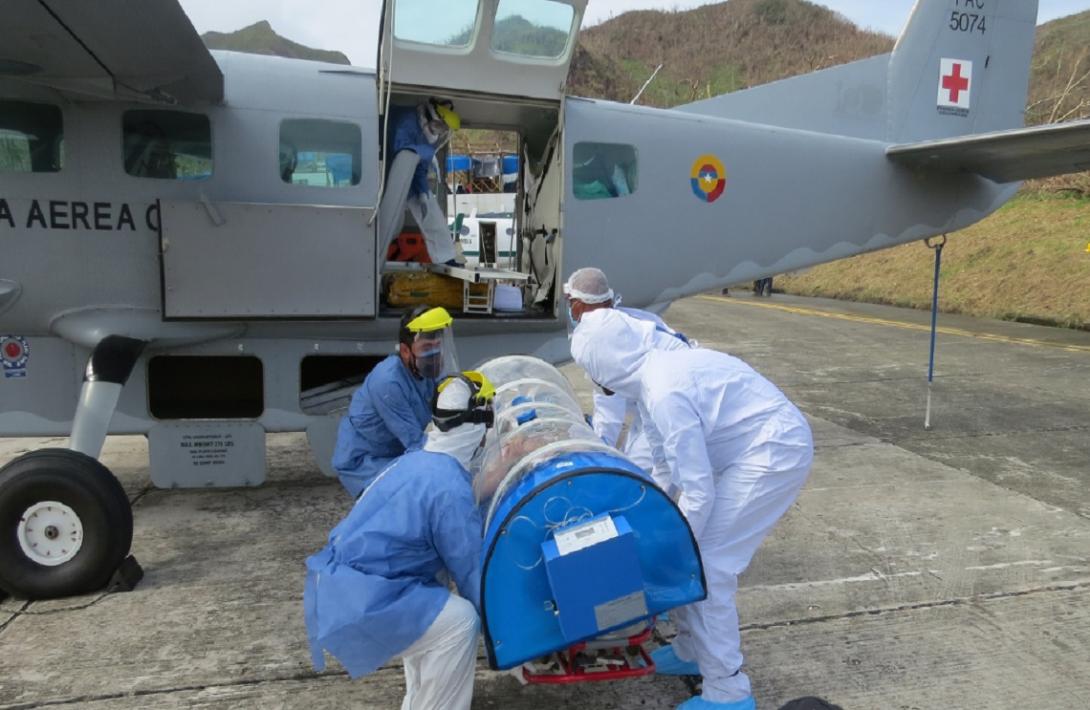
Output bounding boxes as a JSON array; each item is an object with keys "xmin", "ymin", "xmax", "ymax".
[{"xmin": 386, "ymin": 272, "xmax": 489, "ymax": 311}]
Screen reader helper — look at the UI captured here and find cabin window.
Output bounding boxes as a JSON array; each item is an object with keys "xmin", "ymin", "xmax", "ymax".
[
  {"xmin": 123, "ymin": 110, "xmax": 212, "ymax": 180},
  {"xmin": 279, "ymin": 119, "xmax": 361, "ymax": 188},
  {"xmin": 492, "ymin": 0, "xmax": 574, "ymax": 59},
  {"xmin": 395, "ymin": 0, "xmax": 480, "ymax": 48},
  {"xmin": 0, "ymin": 101, "xmax": 64, "ymax": 173},
  {"xmin": 572, "ymin": 143, "xmax": 638, "ymax": 200}
]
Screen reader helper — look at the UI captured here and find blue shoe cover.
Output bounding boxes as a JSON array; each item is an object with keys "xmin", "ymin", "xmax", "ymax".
[
  {"xmin": 650, "ymin": 645, "xmax": 700, "ymax": 676},
  {"xmin": 677, "ymin": 696, "xmax": 756, "ymax": 710}
]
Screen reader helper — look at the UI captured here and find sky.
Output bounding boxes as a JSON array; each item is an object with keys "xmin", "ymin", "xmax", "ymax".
[{"xmin": 178, "ymin": 0, "xmax": 1090, "ymax": 68}]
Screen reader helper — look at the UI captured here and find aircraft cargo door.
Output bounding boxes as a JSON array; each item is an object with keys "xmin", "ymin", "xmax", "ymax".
[
  {"xmin": 378, "ymin": 0, "xmax": 587, "ymax": 101},
  {"xmin": 159, "ymin": 201, "xmax": 376, "ymax": 319}
]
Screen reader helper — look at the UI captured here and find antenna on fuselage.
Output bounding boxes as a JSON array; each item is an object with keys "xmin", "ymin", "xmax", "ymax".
[{"xmin": 630, "ymin": 63, "xmax": 664, "ymax": 105}]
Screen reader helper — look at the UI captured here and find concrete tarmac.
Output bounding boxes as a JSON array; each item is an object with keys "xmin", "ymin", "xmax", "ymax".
[{"xmin": 1, "ymin": 293, "xmax": 1088, "ymax": 709}]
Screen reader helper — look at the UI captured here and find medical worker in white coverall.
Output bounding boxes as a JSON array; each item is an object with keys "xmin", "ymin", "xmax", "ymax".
[
  {"xmin": 563, "ymin": 267, "xmax": 694, "ymax": 469},
  {"xmin": 571, "ymin": 308, "xmax": 813, "ymax": 710}
]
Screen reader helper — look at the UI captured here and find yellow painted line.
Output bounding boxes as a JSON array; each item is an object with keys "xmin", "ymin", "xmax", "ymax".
[{"xmin": 696, "ymin": 295, "xmax": 1090, "ymax": 354}]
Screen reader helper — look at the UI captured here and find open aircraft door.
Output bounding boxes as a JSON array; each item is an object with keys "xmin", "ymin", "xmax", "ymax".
[
  {"xmin": 378, "ymin": 0, "xmax": 586, "ymax": 101},
  {"xmin": 375, "ymin": 0, "xmax": 585, "ymax": 320}
]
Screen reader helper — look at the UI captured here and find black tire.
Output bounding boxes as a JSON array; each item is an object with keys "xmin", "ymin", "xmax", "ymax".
[
  {"xmin": 0, "ymin": 449, "xmax": 133, "ymax": 599},
  {"xmin": 779, "ymin": 698, "xmax": 844, "ymax": 710}
]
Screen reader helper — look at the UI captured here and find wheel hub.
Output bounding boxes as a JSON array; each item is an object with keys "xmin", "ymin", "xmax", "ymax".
[{"xmin": 17, "ymin": 501, "xmax": 84, "ymax": 566}]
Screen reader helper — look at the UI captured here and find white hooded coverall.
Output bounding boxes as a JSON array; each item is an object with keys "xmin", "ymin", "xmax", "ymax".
[
  {"xmin": 591, "ymin": 307, "xmax": 692, "ymax": 470},
  {"xmin": 572, "ymin": 309, "xmax": 813, "ymax": 703}
]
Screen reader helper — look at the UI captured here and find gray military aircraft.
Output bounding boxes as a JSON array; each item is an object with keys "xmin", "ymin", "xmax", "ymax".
[{"xmin": 1, "ymin": 0, "xmax": 1089, "ymax": 598}]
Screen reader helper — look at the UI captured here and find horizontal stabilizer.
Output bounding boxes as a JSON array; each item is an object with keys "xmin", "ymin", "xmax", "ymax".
[
  {"xmin": 0, "ymin": 0, "xmax": 222, "ymax": 104},
  {"xmin": 886, "ymin": 120, "xmax": 1090, "ymax": 183}
]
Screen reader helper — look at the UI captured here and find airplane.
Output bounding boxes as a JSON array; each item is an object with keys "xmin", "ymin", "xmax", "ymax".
[{"xmin": 1, "ymin": 0, "xmax": 1089, "ymax": 600}]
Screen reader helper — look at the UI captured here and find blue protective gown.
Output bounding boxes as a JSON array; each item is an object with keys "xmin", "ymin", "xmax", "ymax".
[
  {"xmin": 389, "ymin": 106, "xmax": 436, "ymax": 198},
  {"xmin": 331, "ymin": 355, "xmax": 436, "ymax": 497},
  {"xmin": 304, "ymin": 450, "xmax": 483, "ymax": 678}
]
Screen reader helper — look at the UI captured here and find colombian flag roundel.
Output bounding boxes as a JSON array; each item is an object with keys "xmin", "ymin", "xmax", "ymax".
[{"xmin": 691, "ymin": 154, "xmax": 726, "ymax": 203}]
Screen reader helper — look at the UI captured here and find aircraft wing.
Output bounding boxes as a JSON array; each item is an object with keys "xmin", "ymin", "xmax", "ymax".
[
  {"xmin": 886, "ymin": 120, "xmax": 1090, "ymax": 183},
  {"xmin": 0, "ymin": 0, "xmax": 222, "ymax": 104}
]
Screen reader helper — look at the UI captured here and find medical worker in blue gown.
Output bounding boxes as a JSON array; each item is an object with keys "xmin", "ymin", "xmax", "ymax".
[
  {"xmin": 305, "ymin": 372, "xmax": 494, "ymax": 710},
  {"xmin": 571, "ymin": 309, "xmax": 813, "ymax": 710},
  {"xmin": 388, "ymin": 97, "xmax": 462, "ymax": 265},
  {"xmin": 563, "ymin": 267, "xmax": 693, "ymax": 469},
  {"xmin": 331, "ymin": 306, "xmax": 457, "ymax": 497}
]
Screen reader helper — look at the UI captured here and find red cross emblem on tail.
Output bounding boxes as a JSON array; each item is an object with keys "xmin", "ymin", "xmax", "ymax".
[{"xmin": 937, "ymin": 58, "xmax": 973, "ymax": 111}]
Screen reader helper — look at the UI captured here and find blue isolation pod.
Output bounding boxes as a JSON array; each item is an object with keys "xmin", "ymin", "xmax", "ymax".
[{"xmin": 480, "ymin": 450, "xmax": 706, "ymax": 670}]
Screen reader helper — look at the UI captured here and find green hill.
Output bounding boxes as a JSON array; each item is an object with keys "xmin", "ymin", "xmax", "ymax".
[
  {"xmin": 449, "ymin": 14, "xmax": 569, "ymax": 57},
  {"xmin": 571, "ymin": 0, "xmax": 893, "ymax": 107},
  {"xmin": 1027, "ymin": 9, "xmax": 1090, "ymax": 126},
  {"xmin": 201, "ymin": 21, "xmax": 350, "ymax": 65}
]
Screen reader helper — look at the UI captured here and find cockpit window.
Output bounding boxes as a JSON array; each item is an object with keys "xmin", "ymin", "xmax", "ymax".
[
  {"xmin": 279, "ymin": 119, "xmax": 361, "ymax": 188},
  {"xmin": 0, "ymin": 101, "xmax": 63, "ymax": 173},
  {"xmin": 395, "ymin": 0, "xmax": 480, "ymax": 48},
  {"xmin": 491, "ymin": 0, "xmax": 574, "ymax": 59},
  {"xmin": 572, "ymin": 143, "xmax": 638, "ymax": 200},
  {"xmin": 123, "ymin": 110, "xmax": 212, "ymax": 180}
]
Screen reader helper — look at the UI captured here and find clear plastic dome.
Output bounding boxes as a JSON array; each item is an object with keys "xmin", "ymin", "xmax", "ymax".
[
  {"xmin": 472, "ymin": 356, "xmax": 617, "ymax": 522},
  {"xmin": 478, "ymin": 355, "xmax": 575, "ymax": 395},
  {"xmin": 493, "ymin": 378, "xmax": 582, "ymax": 420}
]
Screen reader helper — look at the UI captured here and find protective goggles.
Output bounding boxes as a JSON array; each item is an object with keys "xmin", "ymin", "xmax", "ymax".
[{"xmin": 432, "ymin": 372, "xmax": 496, "ymax": 432}]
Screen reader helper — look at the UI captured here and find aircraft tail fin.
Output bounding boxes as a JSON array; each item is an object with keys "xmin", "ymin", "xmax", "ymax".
[{"xmin": 887, "ymin": 0, "xmax": 1039, "ymax": 143}]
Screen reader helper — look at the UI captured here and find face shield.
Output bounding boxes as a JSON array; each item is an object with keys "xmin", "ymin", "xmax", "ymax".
[
  {"xmin": 403, "ymin": 307, "xmax": 459, "ymax": 381},
  {"xmin": 409, "ymin": 329, "xmax": 458, "ymax": 380}
]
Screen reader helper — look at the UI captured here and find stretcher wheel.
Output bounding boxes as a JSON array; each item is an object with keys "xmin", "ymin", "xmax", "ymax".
[{"xmin": 0, "ymin": 449, "xmax": 132, "ymax": 599}]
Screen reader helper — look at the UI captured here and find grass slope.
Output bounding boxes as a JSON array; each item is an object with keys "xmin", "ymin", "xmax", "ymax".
[{"xmin": 776, "ymin": 194, "xmax": 1090, "ymax": 329}]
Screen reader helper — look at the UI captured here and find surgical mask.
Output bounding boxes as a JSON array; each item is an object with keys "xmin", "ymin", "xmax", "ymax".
[
  {"xmin": 415, "ymin": 346, "xmax": 443, "ymax": 379},
  {"xmin": 567, "ymin": 302, "xmax": 577, "ymax": 326}
]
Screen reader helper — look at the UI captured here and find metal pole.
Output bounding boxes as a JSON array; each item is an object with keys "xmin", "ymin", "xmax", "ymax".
[{"xmin": 924, "ymin": 235, "xmax": 947, "ymax": 430}]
